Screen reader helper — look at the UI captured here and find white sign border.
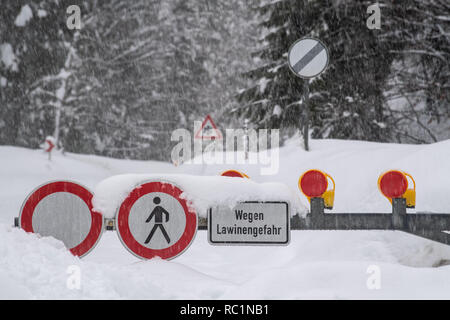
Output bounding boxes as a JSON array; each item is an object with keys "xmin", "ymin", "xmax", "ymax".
[{"xmin": 287, "ymin": 37, "xmax": 330, "ymax": 79}]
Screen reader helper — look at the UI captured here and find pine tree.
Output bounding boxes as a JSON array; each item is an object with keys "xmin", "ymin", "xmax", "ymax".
[
  {"xmin": 0, "ymin": 0, "xmax": 260, "ymax": 160},
  {"xmin": 382, "ymin": 0, "xmax": 450, "ymax": 143},
  {"xmin": 67, "ymin": 0, "xmax": 216, "ymax": 160},
  {"xmin": 64, "ymin": 0, "xmax": 259, "ymax": 160},
  {"xmin": 0, "ymin": 0, "xmax": 91, "ymax": 149},
  {"xmin": 236, "ymin": 0, "xmax": 397, "ymax": 148}
]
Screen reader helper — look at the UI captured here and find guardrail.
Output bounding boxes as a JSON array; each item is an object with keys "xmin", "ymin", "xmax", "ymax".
[
  {"xmin": 200, "ymin": 169, "xmax": 450, "ymax": 246},
  {"xmin": 198, "ymin": 199, "xmax": 450, "ymax": 246}
]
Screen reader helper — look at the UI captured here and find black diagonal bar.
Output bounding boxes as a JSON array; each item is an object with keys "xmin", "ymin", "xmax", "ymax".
[{"xmin": 292, "ymin": 42, "xmax": 325, "ymax": 74}]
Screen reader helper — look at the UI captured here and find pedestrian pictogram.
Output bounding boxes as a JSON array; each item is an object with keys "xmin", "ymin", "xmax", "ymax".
[
  {"xmin": 145, "ymin": 196, "xmax": 171, "ymax": 244},
  {"xmin": 194, "ymin": 114, "xmax": 222, "ymax": 140},
  {"xmin": 116, "ymin": 180, "xmax": 198, "ymax": 260}
]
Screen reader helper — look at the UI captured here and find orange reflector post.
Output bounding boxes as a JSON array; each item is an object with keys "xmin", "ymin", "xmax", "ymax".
[
  {"xmin": 221, "ymin": 170, "xmax": 249, "ymax": 178},
  {"xmin": 378, "ymin": 170, "xmax": 408, "ymax": 199},
  {"xmin": 299, "ymin": 170, "xmax": 328, "ymax": 198}
]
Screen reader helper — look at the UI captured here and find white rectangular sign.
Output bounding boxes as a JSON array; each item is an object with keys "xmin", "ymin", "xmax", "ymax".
[{"xmin": 208, "ymin": 201, "xmax": 290, "ymax": 245}]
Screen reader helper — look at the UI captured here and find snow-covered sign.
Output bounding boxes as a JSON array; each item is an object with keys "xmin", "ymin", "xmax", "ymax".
[
  {"xmin": 17, "ymin": 181, "xmax": 104, "ymax": 258},
  {"xmin": 288, "ymin": 37, "xmax": 329, "ymax": 79},
  {"xmin": 115, "ymin": 181, "xmax": 198, "ymax": 260},
  {"xmin": 194, "ymin": 114, "xmax": 222, "ymax": 140},
  {"xmin": 208, "ymin": 201, "xmax": 290, "ymax": 245}
]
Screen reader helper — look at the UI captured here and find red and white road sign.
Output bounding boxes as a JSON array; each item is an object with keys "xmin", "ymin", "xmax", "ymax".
[
  {"xmin": 116, "ymin": 181, "xmax": 198, "ymax": 260},
  {"xmin": 194, "ymin": 114, "xmax": 222, "ymax": 140},
  {"xmin": 19, "ymin": 181, "xmax": 104, "ymax": 257},
  {"xmin": 44, "ymin": 137, "xmax": 55, "ymax": 153}
]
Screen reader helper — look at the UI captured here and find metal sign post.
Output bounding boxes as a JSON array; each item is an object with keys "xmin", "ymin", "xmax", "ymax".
[
  {"xmin": 288, "ymin": 38, "xmax": 329, "ymax": 151},
  {"xmin": 303, "ymin": 82, "xmax": 310, "ymax": 151}
]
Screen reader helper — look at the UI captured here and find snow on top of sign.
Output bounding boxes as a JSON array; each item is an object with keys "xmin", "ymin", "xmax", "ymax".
[
  {"xmin": 45, "ymin": 136, "xmax": 56, "ymax": 143},
  {"xmin": 92, "ymin": 174, "xmax": 306, "ymax": 219}
]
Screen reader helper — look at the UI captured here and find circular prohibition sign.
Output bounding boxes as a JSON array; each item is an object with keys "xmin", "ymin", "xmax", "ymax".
[
  {"xmin": 19, "ymin": 181, "xmax": 104, "ymax": 258},
  {"xmin": 115, "ymin": 181, "xmax": 198, "ymax": 260}
]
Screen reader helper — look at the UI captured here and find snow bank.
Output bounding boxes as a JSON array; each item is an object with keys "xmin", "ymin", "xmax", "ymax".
[
  {"xmin": 1, "ymin": 223, "xmax": 450, "ymax": 299},
  {"xmin": 181, "ymin": 138, "xmax": 450, "ymax": 214},
  {"xmin": 92, "ymin": 174, "xmax": 307, "ymax": 219},
  {"xmin": 1, "ymin": 139, "xmax": 450, "ymax": 299},
  {"xmin": 0, "ymin": 224, "xmax": 232, "ymax": 299}
]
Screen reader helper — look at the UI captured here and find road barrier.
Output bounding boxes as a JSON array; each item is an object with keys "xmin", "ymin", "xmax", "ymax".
[
  {"xmin": 13, "ymin": 170, "xmax": 450, "ymax": 259},
  {"xmin": 293, "ymin": 169, "xmax": 450, "ymax": 245}
]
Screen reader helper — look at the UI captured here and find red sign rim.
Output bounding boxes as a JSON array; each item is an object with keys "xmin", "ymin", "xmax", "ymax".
[
  {"xmin": 116, "ymin": 181, "xmax": 198, "ymax": 260},
  {"xmin": 19, "ymin": 181, "xmax": 104, "ymax": 258},
  {"xmin": 299, "ymin": 170, "xmax": 328, "ymax": 197},
  {"xmin": 194, "ymin": 114, "xmax": 223, "ymax": 140},
  {"xmin": 379, "ymin": 171, "xmax": 408, "ymax": 198},
  {"xmin": 45, "ymin": 139, "xmax": 55, "ymax": 153},
  {"xmin": 221, "ymin": 170, "xmax": 245, "ymax": 178}
]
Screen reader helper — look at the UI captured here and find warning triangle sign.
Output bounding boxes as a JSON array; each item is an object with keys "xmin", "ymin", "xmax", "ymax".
[{"xmin": 194, "ymin": 114, "xmax": 223, "ymax": 140}]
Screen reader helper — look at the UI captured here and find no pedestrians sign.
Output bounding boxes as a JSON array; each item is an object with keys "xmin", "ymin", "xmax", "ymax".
[{"xmin": 116, "ymin": 180, "xmax": 198, "ymax": 260}]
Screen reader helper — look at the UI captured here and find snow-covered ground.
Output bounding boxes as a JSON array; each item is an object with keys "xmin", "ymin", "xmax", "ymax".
[{"xmin": 1, "ymin": 138, "xmax": 450, "ymax": 299}]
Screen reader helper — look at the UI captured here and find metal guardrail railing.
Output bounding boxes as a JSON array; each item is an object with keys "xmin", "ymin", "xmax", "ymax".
[{"xmin": 198, "ymin": 198, "xmax": 450, "ymax": 246}]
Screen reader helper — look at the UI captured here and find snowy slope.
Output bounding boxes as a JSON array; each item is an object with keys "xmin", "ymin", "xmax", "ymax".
[{"xmin": 1, "ymin": 139, "xmax": 450, "ymax": 299}]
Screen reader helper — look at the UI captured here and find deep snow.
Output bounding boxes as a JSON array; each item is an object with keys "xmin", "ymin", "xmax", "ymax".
[
  {"xmin": 92, "ymin": 174, "xmax": 306, "ymax": 219},
  {"xmin": 1, "ymin": 138, "xmax": 450, "ymax": 299}
]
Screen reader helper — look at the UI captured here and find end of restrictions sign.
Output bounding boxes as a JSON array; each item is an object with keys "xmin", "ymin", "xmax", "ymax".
[{"xmin": 208, "ymin": 201, "xmax": 290, "ymax": 245}]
